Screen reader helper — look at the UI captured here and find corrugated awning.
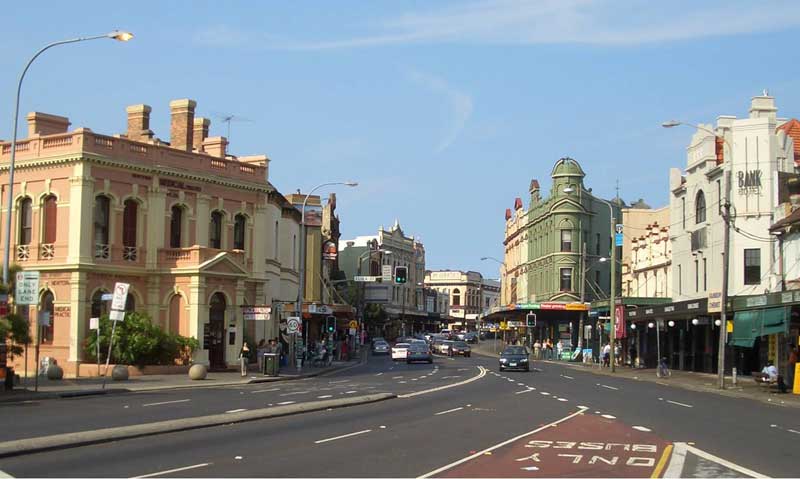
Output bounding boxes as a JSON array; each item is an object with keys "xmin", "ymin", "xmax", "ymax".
[{"xmin": 730, "ymin": 307, "xmax": 789, "ymax": 348}]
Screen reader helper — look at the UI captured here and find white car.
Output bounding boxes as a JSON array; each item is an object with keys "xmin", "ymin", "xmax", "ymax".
[{"xmin": 392, "ymin": 342, "xmax": 410, "ymax": 360}]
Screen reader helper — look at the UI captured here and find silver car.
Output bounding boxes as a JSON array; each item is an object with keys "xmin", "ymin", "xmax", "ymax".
[{"xmin": 372, "ymin": 341, "xmax": 389, "ymax": 355}]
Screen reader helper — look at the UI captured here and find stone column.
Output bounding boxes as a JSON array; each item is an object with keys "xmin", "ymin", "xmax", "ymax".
[
  {"xmin": 189, "ymin": 276, "xmax": 208, "ymax": 365},
  {"xmin": 147, "ymin": 275, "xmax": 161, "ymax": 328},
  {"xmin": 196, "ymin": 194, "xmax": 210, "ymax": 248},
  {"xmin": 68, "ymin": 271, "xmax": 88, "ymax": 363},
  {"xmin": 146, "ymin": 179, "xmax": 166, "ymax": 269},
  {"xmin": 67, "ymin": 163, "xmax": 94, "ymax": 264}
]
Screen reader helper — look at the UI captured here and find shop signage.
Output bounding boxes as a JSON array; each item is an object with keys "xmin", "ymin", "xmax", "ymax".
[
  {"xmin": 746, "ymin": 296, "xmax": 768, "ymax": 307},
  {"xmin": 782, "ymin": 292, "xmax": 794, "ymax": 304},
  {"xmin": 687, "ymin": 302, "xmax": 700, "ymax": 310},
  {"xmin": 242, "ymin": 306, "xmax": 271, "ymax": 321},
  {"xmin": 663, "ymin": 306, "xmax": 675, "ymax": 313},
  {"xmin": 322, "ymin": 241, "xmax": 337, "ymax": 261},
  {"xmin": 708, "ymin": 291, "xmax": 722, "ymax": 313}
]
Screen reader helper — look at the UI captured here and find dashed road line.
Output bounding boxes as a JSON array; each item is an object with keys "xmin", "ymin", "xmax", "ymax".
[
  {"xmin": 343, "ymin": 390, "xmax": 357, "ymax": 394},
  {"xmin": 666, "ymin": 400, "xmax": 693, "ymax": 408},
  {"xmin": 276, "ymin": 401, "xmax": 296, "ymax": 405},
  {"xmin": 560, "ymin": 374, "xmax": 574, "ymax": 380},
  {"xmin": 540, "ymin": 392, "xmax": 550, "ymax": 396},
  {"xmin": 142, "ymin": 399, "xmax": 191, "ymax": 407},
  {"xmin": 328, "ymin": 379, "xmax": 349, "ymax": 384},
  {"xmin": 599, "ymin": 384, "xmax": 619, "ymax": 391},
  {"xmin": 133, "ymin": 463, "xmax": 211, "ymax": 478},
  {"xmin": 515, "ymin": 389, "xmax": 536, "ymax": 395},
  {"xmin": 250, "ymin": 388, "xmax": 281, "ymax": 394},
  {"xmin": 317, "ymin": 395, "xmax": 333, "ymax": 399},
  {"xmin": 435, "ymin": 407, "xmax": 464, "ymax": 416},
  {"xmin": 279, "ymin": 391, "xmax": 310, "ymax": 397},
  {"xmin": 601, "ymin": 414, "xmax": 616, "ymax": 419},
  {"xmin": 225, "ymin": 408, "xmax": 247, "ymax": 414},
  {"xmin": 632, "ymin": 425, "xmax": 651, "ymax": 432},
  {"xmin": 314, "ymin": 429, "xmax": 372, "ymax": 444}
]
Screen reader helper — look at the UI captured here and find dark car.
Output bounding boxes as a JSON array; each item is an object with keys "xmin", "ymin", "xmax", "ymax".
[
  {"xmin": 464, "ymin": 332, "xmax": 479, "ymax": 344},
  {"xmin": 406, "ymin": 343, "xmax": 433, "ymax": 364},
  {"xmin": 499, "ymin": 346, "xmax": 530, "ymax": 371},
  {"xmin": 450, "ymin": 341, "xmax": 471, "ymax": 357},
  {"xmin": 372, "ymin": 340, "xmax": 390, "ymax": 355}
]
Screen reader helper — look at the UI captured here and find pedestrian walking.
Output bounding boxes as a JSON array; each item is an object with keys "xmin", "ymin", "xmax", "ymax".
[
  {"xmin": 602, "ymin": 343, "xmax": 611, "ymax": 367},
  {"xmin": 239, "ymin": 342, "xmax": 251, "ymax": 377},
  {"xmin": 545, "ymin": 339, "xmax": 553, "ymax": 360},
  {"xmin": 256, "ymin": 339, "xmax": 266, "ymax": 373},
  {"xmin": 629, "ymin": 343, "xmax": 638, "ymax": 368},
  {"xmin": 556, "ymin": 340, "xmax": 563, "ymax": 361},
  {"xmin": 533, "ymin": 340, "xmax": 541, "ymax": 360},
  {"xmin": 788, "ymin": 345, "xmax": 798, "ymax": 391}
]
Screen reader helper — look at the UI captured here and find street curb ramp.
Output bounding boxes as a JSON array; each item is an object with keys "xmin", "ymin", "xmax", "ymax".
[{"xmin": 0, "ymin": 393, "xmax": 396, "ymax": 458}]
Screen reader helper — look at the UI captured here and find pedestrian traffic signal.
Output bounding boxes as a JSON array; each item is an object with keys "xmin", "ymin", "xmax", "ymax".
[
  {"xmin": 326, "ymin": 316, "xmax": 336, "ymax": 333},
  {"xmin": 526, "ymin": 313, "xmax": 537, "ymax": 327},
  {"xmin": 394, "ymin": 266, "xmax": 407, "ymax": 284}
]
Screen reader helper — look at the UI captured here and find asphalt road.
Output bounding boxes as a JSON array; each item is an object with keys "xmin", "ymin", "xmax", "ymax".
[{"xmin": 1, "ymin": 350, "xmax": 798, "ymax": 478}]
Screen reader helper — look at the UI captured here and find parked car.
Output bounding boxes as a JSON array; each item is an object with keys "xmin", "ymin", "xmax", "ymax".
[
  {"xmin": 372, "ymin": 340, "xmax": 389, "ymax": 355},
  {"xmin": 464, "ymin": 332, "xmax": 479, "ymax": 344},
  {"xmin": 392, "ymin": 342, "xmax": 411, "ymax": 360},
  {"xmin": 450, "ymin": 341, "xmax": 471, "ymax": 357},
  {"xmin": 406, "ymin": 343, "xmax": 433, "ymax": 364},
  {"xmin": 371, "ymin": 337, "xmax": 386, "ymax": 346},
  {"xmin": 499, "ymin": 345, "xmax": 530, "ymax": 371},
  {"xmin": 440, "ymin": 329, "xmax": 452, "ymax": 339}
]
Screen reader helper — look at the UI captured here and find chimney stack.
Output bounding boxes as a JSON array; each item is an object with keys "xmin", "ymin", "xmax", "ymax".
[
  {"xmin": 169, "ymin": 99, "xmax": 196, "ymax": 151},
  {"xmin": 203, "ymin": 136, "xmax": 228, "ymax": 158},
  {"xmin": 192, "ymin": 117, "xmax": 210, "ymax": 151},
  {"xmin": 126, "ymin": 104, "xmax": 153, "ymax": 141},
  {"xmin": 26, "ymin": 112, "xmax": 70, "ymax": 137}
]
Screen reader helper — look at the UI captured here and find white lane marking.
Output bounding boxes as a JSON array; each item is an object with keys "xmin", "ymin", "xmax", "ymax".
[
  {"xmin": 375, "ymin": 372, "xmax": 384, "ymax": 376},
  {"xmin": 142, "ymin": 399, "xmax": 191, "ymax": 407},
  {"xmin": 399, "ymin": 367, "xmax": 487, "ymax": 398},
  {"xmin": 540, "ymin": 392, "xmax": 550, "ymax": 396},
  {"xmin": 632, "ymin": 426, "xmax": 651, "ymax": 432},
  {"xmin": 276, "ymin": 401, "xmax": 296, "ymax": 405},
  {"xmin": 317, "ymin": 395, "xmax": 333, "ymax": 399},
  {"xmin": 441, "ymin": 375, "xmax": 461, "ymax": 379},
  {"xmin": 411, "ymin": 378, "xmax": 418, "ymax": 381},
  {"xmin": 683, "ymin": 444, "xmax": 769, "ymax": 478},
  {"xmin": 788, "ymin": 429, "xmax": 800, "ymax": 435},
  {"xmin": 250, "ymin": 388, "xmax": 280, "ymax": 394},
  {"xmin": 458, "ymin": 368, "xmax": 470, "ymax": 371},
  {"xmin": 515, "ymin": 389, "xmax": 535, "ymax": 394},
  {"xmin": 0, "ymin": 469, "xmax": 13, "ymax": 478},
  {"xmin": 226, "ymin": 408, "xmax": 247, "ymax": 414},
  {"xmin": 665, "ymin": 442, "xmax": 688, "ymax": 478},
  {"xmin": 393, "ymin": 376, "xmax": 404, "ymax": 379},
  {"xmin": 667, "ymin": 400, "xmax": 693, "ymax": 408},
  {"xmin": 601, "ymin": 414, "xmax": 616, "ymax": 419},
  {"xmin": 279, "ymin": 391, "xmax": 310, "ymax": 397},
  {"xmin": 314, "ymin": 429, "xmax": 372, "ymax": 444},
  {"xmin": 600, "ymin": 384, "xmax": 619, "ymax": 391},
  {"xmin": 520, "ymin": 466, "xmax": 539, "ymax": 471},
  {"xmin": 557, "ymin": 398, "xmax": 568, "ymax": 402},
  {"xmin": 517, "ymin": 383, "xmax": 525, "ymax": 386},
  {"xmin": 560, "ymin": 374, "xmax": 574, "ymax": 380},
  {"xmin": 132, "ymin": 463, "xmax": 211, "ymax": 478},
  {"xmin": 417, "ymin": 407, "xmax": 588, "ymax": 478},
  {"xmin": 435, "ymin": 407, "xmax": 464, "ymax": 416},
  {"xmin": 398, "ymin": 381, "xmax": 407, "ymax": 384},
  {"xmin": 329, "ymin": 379, "xmax": 349, "ymax": 384},
  {"xmin": 344, "ymin": 390, "xmax": 357, "ymax": 394}
]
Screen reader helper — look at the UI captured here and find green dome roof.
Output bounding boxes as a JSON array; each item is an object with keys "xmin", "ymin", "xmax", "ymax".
[{"xmin": 551, "ymin": 157, "xmax": 585, "ymax": 178}]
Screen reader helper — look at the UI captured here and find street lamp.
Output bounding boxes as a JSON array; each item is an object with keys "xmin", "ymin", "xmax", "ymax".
[
  {"xmin": 2, "ymin": 31, "xmax": 134, "ymax": 285},
  {"xmin": 563, "ymin": 185, "xmax": 619, "ymax": 372},
  {"xmin": 295, "ymin": 181, "xmax": 358, "ymax": 336},
  {"xmin": 663, "ymin": 119, "xmax": 732, "ymax": 390}
]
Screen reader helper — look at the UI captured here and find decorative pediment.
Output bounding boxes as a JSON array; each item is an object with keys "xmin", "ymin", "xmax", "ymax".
[{"xmin": 199, "ymin": 252, "xmax": 249, "ymax": 277}]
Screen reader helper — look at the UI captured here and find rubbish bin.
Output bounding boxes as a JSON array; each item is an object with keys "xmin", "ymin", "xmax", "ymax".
[{"xmin": 263, "ymin": 353, "xmax": 279, "ymax": 377}]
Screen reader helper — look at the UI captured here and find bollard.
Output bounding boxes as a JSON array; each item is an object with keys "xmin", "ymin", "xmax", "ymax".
[{"xmin": 732, "ymin": 367, "xmax": 737, "ymax": 386}]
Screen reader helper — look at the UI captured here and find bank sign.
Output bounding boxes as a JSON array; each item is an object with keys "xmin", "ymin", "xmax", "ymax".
[{"xmin": 737, "ymin": 169, "xmax": 762, "ymax": 195}]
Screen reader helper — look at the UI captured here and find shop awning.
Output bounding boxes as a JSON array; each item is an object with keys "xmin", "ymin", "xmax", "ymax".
[{"xmin": 730, "ymin": 307, "xmax": 789, "ymax": 348}]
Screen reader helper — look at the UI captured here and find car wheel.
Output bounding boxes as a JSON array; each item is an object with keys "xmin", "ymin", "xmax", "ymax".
[
  {"xmin": 406, "ymin": 360, "xmax": 411, "ymax": 364},
  {"xmin": 499, "ymin": 366, "xmax": 504, "ymax": 371},
  {"xmin": 428, "ymin": 359, "xmax": 433, "ymax": 364}
]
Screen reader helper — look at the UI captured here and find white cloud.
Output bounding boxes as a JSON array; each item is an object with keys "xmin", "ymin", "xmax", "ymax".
[
  {"xmin": 265, "ymin": 0, "xmax": 800, "ymax": 50},
  {"xmin": 406, "ymin": 69, "xmax": 474, "ymax": 152}
]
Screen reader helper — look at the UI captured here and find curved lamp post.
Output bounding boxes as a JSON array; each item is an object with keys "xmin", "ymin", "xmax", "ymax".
[
  {"xmin": 2, "ymin": 31, "xmax": 134, "ymax": 285},
  {"xmin": 663, "ymin": 119, "xmax": 732, "ymax": 389}
]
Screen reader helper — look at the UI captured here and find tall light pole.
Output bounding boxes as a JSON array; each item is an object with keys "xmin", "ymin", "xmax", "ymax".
[
  {"xmin": 663, "ymin": 120, "xmax": 732, "ymax": 389},
  {"xmin": 480, "ymin": 256, "xmax": 506, "ymax": 302},
  {"xmin": 295, "ymin": 181, "xmax": 357, "ymax": 360},
  {"xmin": 2, "ymin": 31, "xmax": 134, "ymax": 285},
  {"xmin": 564, "ymin": 186, "xmax": 618, "ymax": 372}
]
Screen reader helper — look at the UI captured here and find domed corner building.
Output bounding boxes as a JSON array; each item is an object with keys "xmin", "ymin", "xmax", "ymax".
[{"xmin": 494, "ymin": 156, "xmax": 622, "ymax": 357}]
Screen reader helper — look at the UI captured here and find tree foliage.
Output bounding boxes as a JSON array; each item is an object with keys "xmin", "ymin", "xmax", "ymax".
[
  {"xmin": 0, "ymin": 264, "xmax": 32, "ymax": 357},
  {"xmin": 85, "ymin": 311, "xmax": 198, "ymax": 367}
]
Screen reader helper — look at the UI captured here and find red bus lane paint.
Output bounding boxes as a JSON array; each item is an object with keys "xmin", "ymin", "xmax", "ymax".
[{"xmin": 428, "ymin": 412, "xmax": 673, "ymax": 478}]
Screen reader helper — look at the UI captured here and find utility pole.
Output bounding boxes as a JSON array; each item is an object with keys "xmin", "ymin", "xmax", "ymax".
[
  {"xmin": 610, "ymin": 211, "xmax": 618, "ymax": 373},
  {"xmin": 718, "ymin": 170, "xmax": 732, "ymax": 389},
  {"xmin": 579, "ymin": 242, "xmax": 587, "ymax": 350}
]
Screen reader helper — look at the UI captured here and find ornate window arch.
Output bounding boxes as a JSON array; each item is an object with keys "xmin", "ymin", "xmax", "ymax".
[{"xmin": 695, "ymin": 190, "xmax": 706, "ymax": 224}]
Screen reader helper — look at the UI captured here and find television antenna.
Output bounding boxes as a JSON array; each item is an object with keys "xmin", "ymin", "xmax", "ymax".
[{"xmin": 213, "ymin": 112, "xmax": 253, "ymax": 141}]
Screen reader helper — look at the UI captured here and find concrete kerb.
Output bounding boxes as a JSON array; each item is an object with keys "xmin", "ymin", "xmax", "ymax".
[
  {"xmin": 0, "ymin": 392, "xmax": 397, "ymax": 458},
  {"xmin": 0, "ymin": 360, "xmax": 364, "ymax": 405}
]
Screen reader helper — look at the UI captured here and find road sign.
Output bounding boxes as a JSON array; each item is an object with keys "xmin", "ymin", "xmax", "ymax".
[
  {"xmin": 615, "ymin": 232, "xmax": 623, "ymax": 246},
  {"xmin": 287, "ymin": 317, "xmax": 301, "ymax": 334},
  {"xmin": 101, "ymin": 293, "xmax": 113, "ymax": 301},
  {"xmin": 354, "ymin": 275, "xmax": 380, "ymax": 282},
  {"xmin": 38, "ymin": 311, "xmax": 51, "ymax": 326},
  {"xmin": 615, "ymin": 223, "xmax": 624, "ymax": 234},
  {"xmin": 382, "ymin": 265, "xmax": 392, "ymax": 282},
  {"xmin": 109, "ymin": 310, "xmax": 125, "ymax": 322},
  {"xmin": 89, "ymin": 317, "xmax": 99, "ymax": 330},
  {"xmin": 15, "ymin": 271, "xmax": 40, "ymax": 305},
  {"xmin": 348, "ymin": 320, "xmax": 358, "ymax": 329},
  {"xmin": 110, "ymin": 282, "xmax": 130, "ymax": 311}
]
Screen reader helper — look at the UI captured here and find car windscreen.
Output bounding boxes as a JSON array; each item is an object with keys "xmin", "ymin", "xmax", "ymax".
[
  {"xmin": 409, "ymin": 345, "xmax": 428, "ymax": 352},
  {"xmin": 395, "ymin": 343, "xmax": 410, "ymax": 349},
  {"xmin": 502, "ymin": 346, "xmax": 526, "ymax": 355},
  {"xmin": 455, "ymin": 341, "xmax": 468, "ymax": 347}
]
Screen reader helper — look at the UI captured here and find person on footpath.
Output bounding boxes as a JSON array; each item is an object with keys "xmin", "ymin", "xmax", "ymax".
[
  {"xmin": 556, "ymin": 340, "xmax": 563, "ymax": 361},
  {"xmin": 256, "ymin": 339, "xmax": 266, "ymax": 373},
  {"xmin": 602, "ymin": 343, "xmax": 611, "ymax": 367},
  {"xmin": 239, "ymin": 341, "xmax": 251, "ymax": 377},
  {"xmin": 533, "ymin": 340, "xmax": 541, "ymax": 360},
  {"xmin": 787, "ymin": 346, "xmax": 797, "ymax": 390},
  {"xmin": 545, "ymin": 339, "xmax": 553, "ymax": 360}
]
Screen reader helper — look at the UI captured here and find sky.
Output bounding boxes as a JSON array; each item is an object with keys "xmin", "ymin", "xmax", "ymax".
[{"xmin": 3, "ymin": 1, "xmax": 800, "ymax": 279}]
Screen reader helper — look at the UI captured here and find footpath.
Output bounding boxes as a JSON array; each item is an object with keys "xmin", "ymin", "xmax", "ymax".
[
  {"xmin": 473, "ymin": 339, "xmax": 800, "ymax": 409},
  {"xmin": 0, "ymin": 357, "xmax": 362, "ymax": 404}
]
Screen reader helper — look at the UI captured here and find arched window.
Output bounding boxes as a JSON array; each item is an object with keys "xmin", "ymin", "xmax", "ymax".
[
  {"xmin": 122, "ymin": 199, "xmax": 138, "ymax": 247},
  {"xmin": 94, "ymin": 196, "xmax": 110, "ymax": 259},
  {"xmin": 42, "ymin": 195, "xmax": 57, "ymax": 244},
  {"xmin": 91, "ymin": 290, "xmax": 109, "ymax": 319},
  {"xmin": 233, "ymin": 214, "xmax": 246, "ymax": 250},
  {"xmin": 452, "ymin": 288, "xmax": 461, "ymax": 306},
  {"xmin": 40, "ymin": 290, "xmax": 55, "ymax": 344},
  {"xmin": 274, "ymin": 221, "xmax": 279, "ymax": 259},
  {"xmin": 18, "ymin": 197, "xmax": 33, "ymax": 245},
  {"xmin": 209, "ymin": 211, "xmax": 223, "ymax": 249},
  {"xmin": 695, "ymin": 190, "xmax": 706, "ymax": 224},
  {"xmin": 170, "ymin": 205, "xmax": 183, "ymax": 248},
  {"xmin": 125, "ymin": 292, "xmax": 135, "ymax": 312}
]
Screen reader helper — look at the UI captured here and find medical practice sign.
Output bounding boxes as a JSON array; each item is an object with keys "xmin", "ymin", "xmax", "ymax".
[{"xmin": 15, "ymin": 271, "xmax": 40, "ymax": 305}]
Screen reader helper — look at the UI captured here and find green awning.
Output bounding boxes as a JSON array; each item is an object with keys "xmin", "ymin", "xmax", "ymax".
[{"xmin": 730, "ymin": 307, "xmax": 789, "ymax": 348}]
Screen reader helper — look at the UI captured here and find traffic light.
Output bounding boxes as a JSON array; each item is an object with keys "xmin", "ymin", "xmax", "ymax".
[
  {"xmin": 526, "ymin": 313, "xmax": 537, "ymax": 328},
  {"xmin": 394, "ymin": 266, "xmax": 407, "ymax": 284},
  {"xmin": 325, "ymin": 316, "xmax": 336, "ymax": 334}
]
